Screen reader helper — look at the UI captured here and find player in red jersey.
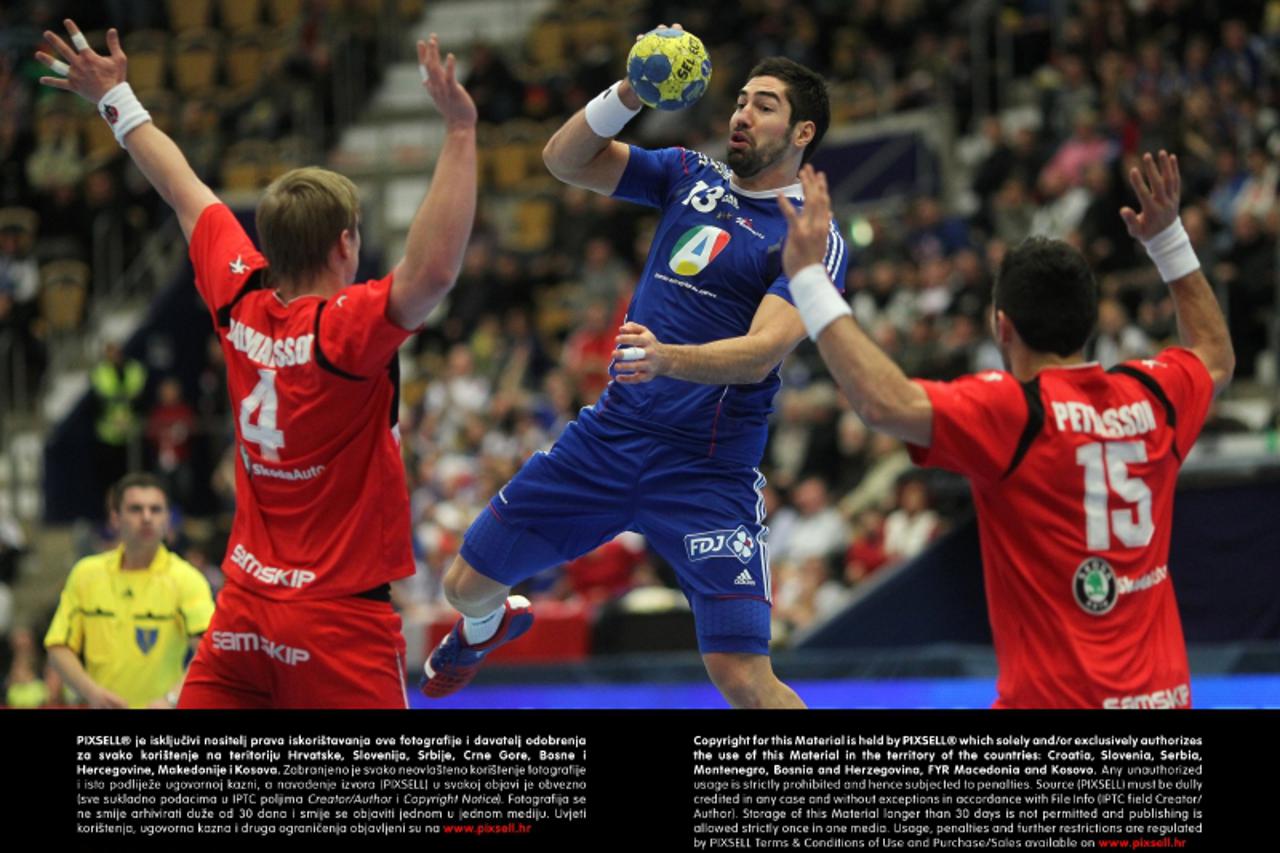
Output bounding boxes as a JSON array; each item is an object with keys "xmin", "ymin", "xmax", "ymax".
[
  {"xmin": 779, "ymin": 152, "xmax": 1234, "ymax": 708},
  {"xmin": 37, "ymin": 21, "xmax": 478, "ymax": 707}
]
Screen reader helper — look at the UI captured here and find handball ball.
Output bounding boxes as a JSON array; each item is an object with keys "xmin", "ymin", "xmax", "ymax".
[{"xmin": 627, "ymin": 28, "xmax": 712, "ymax": 111}]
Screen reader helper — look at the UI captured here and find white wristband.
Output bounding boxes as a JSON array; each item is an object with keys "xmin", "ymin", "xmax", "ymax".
[
  {"xmin": 584, "ymin": 81, "xmax": 641, "ymax": 138},
  {"xmin": 98, "ymin": 82, "xmax": 152, "ymax": 147},
  {"xmin": 790, "ymin": 263, "xmax": 851, "ymax": 341},
  {"xmin": 1141, "ymin": 218, "xmax": 1200, "ymax": 283}
]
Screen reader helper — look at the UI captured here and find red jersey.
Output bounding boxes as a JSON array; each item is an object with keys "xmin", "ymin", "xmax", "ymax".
[
  {"xmin": 909, "ymin": 348, "xmax": 1215, "ymax": 708},
  {"xmin": 191, "ymin": 205, "xmax": 415, "ymax": 601}
]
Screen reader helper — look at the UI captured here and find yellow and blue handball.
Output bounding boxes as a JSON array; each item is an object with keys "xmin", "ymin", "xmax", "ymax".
[{"xmin": 626, "ymin": 27, "xmax": 712, "ymax": 111}]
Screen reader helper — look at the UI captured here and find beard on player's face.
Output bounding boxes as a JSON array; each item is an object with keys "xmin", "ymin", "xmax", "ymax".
[{"xmin": 726, "ymin": 128, "xmax": 794, "ymax": 179}]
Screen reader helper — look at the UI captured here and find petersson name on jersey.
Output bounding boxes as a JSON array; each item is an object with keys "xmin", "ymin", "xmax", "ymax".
[{"xmin": 1051, "ymin": 398, "xmax": 1158, "ymax": 439}]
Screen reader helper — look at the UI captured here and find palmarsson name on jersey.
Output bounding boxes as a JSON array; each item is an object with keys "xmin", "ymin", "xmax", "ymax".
[{"xmin": 227, "ymin": 318, "xmax": 314, "ymax": 368}]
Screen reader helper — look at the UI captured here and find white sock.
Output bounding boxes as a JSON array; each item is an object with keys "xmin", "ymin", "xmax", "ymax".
[{"xmin": 463, "ymin": 606, "xmax": 505, "ymax": 645}]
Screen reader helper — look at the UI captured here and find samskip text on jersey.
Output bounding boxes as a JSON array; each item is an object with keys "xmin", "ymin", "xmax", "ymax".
[{"xmin": 230, "ymin": 543, "xmax": 317, "ymax": 588}]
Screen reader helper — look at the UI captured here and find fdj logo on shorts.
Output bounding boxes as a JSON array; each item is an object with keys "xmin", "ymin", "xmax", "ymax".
[
  {"xmin": 669, "ymin": 225, "xmax": 730, "ymax": 276},
  {"xmin": 685, "ymin": 525, "xmax": 756, "ymax": 564},
  {"xmin": 1073, "ymin": 557, "xmax": 1118, "ymax": 615}
]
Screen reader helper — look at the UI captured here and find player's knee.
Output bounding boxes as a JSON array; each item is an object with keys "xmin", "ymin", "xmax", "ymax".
[
  {"xmin": 442, "ymin": 558, "xmax": 507, "ymax": 613},
  {"xmin": 703, "ymin": 653, "xmax": 774, "ymax": 709},
  {"xmin": 441, "ymin": 559, "xmax": 480, "ymax": 608}
]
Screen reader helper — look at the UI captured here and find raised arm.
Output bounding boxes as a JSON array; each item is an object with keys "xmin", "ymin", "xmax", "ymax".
[
  {"xmin": 779, "ymin": 167, "xmax": 934, "ymax": 447},
  {"xmin": 541, "ymin": 80, "xmax": 637, "ymax": 195},
  {"xmin": 1120, "ymin": 151, "xmax": 1235, "ymax": 395},
  {"xmin": 37, "ymin": 21, "xmax": 218, "ymax": 241},
  {"xmin": 387, "ymin": 35, "xmax": 478, "ymax": 329},
  {"xmin": 542, "ymin": 22, "xmax": 690, "ymax": 195}
]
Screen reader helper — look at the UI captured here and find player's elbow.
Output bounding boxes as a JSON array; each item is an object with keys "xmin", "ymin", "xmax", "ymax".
[
  {"xmin": 1191, "ymin": 334, "xmax": 1236, "ymax": 396},
  {"xmin": 397, "ymin": 259, "xmax": 457, "ymax": 298},
  {"xmin": 422, "ymin": 270, "xmax": 459, "ymax": 297},
  {"xmin": 858, "ymin": 398, "xmax": 895, "ymax": 432},
  {"xmin": 1208, "ymin": 345, "xmax": 1236, "ymax": 396},
  {"xmin": 743, "ymin": 358, "xmax": 775, "ymax": 385},
  {"xmin": 541, "ymin": 135, "xmax": 599, "ymax": 188},
  {"xmin": 387, "ymin": 267, "xmax": 456, "ymax": 328},
  {"xmin": 542, "ymin": 138, "xmax": 571, "ymax": 182},
  {"xmin": 858, "ymin": 387, "xmax": 922, "ymax": 437}
]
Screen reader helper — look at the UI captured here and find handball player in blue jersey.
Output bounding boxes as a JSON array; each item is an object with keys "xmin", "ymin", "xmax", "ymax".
[{"xmin": 422, "ymin": 36, "xmax": 847, "ymax": 708}]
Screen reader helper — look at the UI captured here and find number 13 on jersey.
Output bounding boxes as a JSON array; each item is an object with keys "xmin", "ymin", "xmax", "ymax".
[{"xmin": 240, "ymin": 369, "xmax": 285, "ymax": 461}]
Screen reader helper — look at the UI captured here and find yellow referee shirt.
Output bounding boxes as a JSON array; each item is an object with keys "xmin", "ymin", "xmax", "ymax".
[{"xmin": 44, "ymin": 545, "xmax": 215, "ymax": 708}]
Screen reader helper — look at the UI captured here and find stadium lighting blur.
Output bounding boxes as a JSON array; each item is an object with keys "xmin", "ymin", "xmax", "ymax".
[{"xmin": 849, "ymin": 216, "xmax": 874, "ymax": 247}]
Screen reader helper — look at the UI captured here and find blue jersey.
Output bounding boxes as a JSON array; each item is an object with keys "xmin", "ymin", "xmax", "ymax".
[{"xmin": 596, "ymin": 146, "xmax": 848, "ymax": 466}]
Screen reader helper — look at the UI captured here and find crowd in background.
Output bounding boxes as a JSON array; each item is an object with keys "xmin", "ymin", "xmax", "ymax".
[
  {"xmin": 0, "ymin": 0, "xmax": 392, "ymax": 412},
  {"xmin": 396, "ymin": 0, "xmax": 1279, "ymax": 644},
  {"xmin": 4, "ymin": 0, "xmax": 1280, "ymax": 702}
]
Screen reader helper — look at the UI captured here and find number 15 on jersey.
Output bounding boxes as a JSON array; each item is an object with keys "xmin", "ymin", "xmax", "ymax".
[{"xmin": 1076, "ymin": 440, "xmax": 1154, "ymax": 551}]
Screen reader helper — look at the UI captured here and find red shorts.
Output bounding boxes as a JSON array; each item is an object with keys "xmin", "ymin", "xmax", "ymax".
[{"xmin": 179, "ymin": 581, "xmax": 408, "ymax": 709}]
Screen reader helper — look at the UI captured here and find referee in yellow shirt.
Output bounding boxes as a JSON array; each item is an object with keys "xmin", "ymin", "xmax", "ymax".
[{"xmin": 45, "ymin": 473, "xmax": 215, "ymax": 708}]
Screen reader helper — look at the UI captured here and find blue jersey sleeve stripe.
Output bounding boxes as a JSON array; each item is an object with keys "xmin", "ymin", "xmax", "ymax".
[
  {"xmin": 825, "ymin": 227, "xmax": 846, "ymax": 281},
  {"xmin": 823, "ymin": 220, "xmax": 841, "ymax": 270}
]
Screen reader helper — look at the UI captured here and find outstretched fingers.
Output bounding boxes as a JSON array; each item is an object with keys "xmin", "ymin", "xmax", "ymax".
[
  {"xmin": 1118, "ymin": 206, "xmax": 1140, "ymax": 236},
  {"xmin": 777, "ymin": 191, "xmax": 800, "ymax": 227},
  {"xmin": 43, "ymin": 28, "xmax": 77, "ymax": 62},
  {"xmin": 63, "ymin": 18, "xmax": 88, "ymax": 47},
  {"xmin": 36, "ymin": 74, "xmax": 72, "ymax": 91},
  {"xmin": 803, "ymin": 167, "xmax": 831, "ymax": 225},
  {"xmin": 106, "ymin": 28, "xmax": 126, "ymax": 60},
  {"xmin": 418, "ymin": 34, "xmax": 443, "ymax": 82},
  {"xmin": 34, "ymin": 48, "xmax": 71, "ymax": 89},
  {"xmin": 419, "ymin": 34, "xmax": 459, "ymax": 91},
  {"xmin": 1143, "ymin": 152, "xmax": 1169, "ymax": 206},
  {"xmin": 1162, "ymin": 151, "xmax": 1180, "ymax": 201},
  {"xmin": 1128, "ymin": 162, "xmax": 1153, "ymax": 208}
]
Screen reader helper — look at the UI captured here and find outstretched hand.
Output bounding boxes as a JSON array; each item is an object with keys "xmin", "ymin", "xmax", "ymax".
[
  {"xmin": 778, "ymin": 165, "xmax": 833, "ymax": 279},
  {"xmin": 1119, "ymin": 150, "xmax": 1181, "ymax": 242},
  {"xmin": 36, "ymin": 19, "xmax": 127, "ymax": 104},
  {"xmin": 418, "ymin": 34, "xmax": 477, "ymax": 131}
]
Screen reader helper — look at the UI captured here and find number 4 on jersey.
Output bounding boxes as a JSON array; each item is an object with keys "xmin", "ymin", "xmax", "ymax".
[
  {"xmin": 240, "ymin": 369, "xmax": 285, "ymax": 461},
  {"xmin": 1076, "ymin": 441, "xmax": 1154, "ymax": 551}
]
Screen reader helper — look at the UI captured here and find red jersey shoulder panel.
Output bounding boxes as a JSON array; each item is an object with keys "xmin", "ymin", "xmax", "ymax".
[
  {"xmin": 908, "ymin": 370, "xmax": 1030, "ymax": 483},
  {"xmin": 190, "ymin": 204, "xmax": 268, "ymax": 319},
  {"xmin": 1112, "ymin": 347, "xmax": 1215, "ymax": 462},
  {"xmin": 315, "ymin": 274, "xmax": 413, "ymax": 378}
]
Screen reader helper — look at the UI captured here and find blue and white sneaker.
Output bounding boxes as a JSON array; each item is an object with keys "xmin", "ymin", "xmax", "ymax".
[{"xmin": 421, "ymin": 596, "xmax": 534, "ymax": 698}]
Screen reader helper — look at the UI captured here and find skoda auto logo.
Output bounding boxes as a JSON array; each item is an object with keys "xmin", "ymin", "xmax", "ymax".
[{"xmin": 1074, "ymin": 557, "xmax": 1118, "ymax": 615}]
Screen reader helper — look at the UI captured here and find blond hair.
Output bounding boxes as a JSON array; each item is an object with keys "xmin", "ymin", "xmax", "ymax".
[{"xmin": 256, "ymin": 167, "xmax": 360, "ymax": 281}]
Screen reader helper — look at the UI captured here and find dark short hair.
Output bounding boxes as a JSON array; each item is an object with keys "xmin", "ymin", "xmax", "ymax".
[
  {"xmin": 746, "ymin": 57, "xmax": 830, "ymax": 165},
  {"xmin": 993, "ymin": 237, "xmax": 1098, "ymax": 356},
  {"xmin": 108, "ymin": 472, "xmax": 169, "ymax": 513}
]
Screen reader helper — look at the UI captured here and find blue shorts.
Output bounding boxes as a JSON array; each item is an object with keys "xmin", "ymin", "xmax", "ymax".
[{"xmin": 461, "ymin": 409, "xmax": 773, "ymax": 655}]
